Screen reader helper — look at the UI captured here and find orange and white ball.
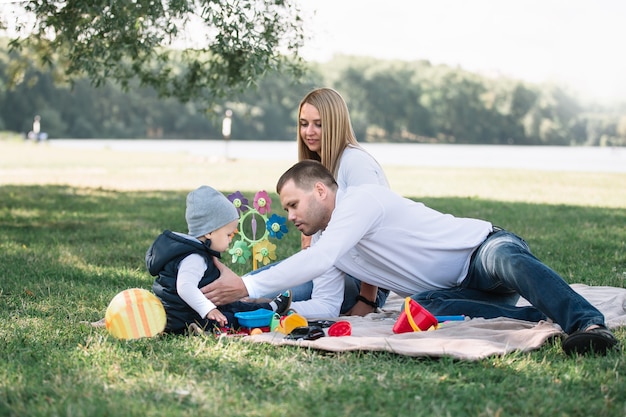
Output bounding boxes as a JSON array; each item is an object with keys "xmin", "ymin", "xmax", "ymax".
[{"xmin": 105, "ymin": 288, "xmax": 166, "ymax": 339}]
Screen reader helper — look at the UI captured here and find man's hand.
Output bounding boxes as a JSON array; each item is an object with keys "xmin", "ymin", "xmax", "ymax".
[{"xmin": 201, "ymin": 258, "xmax": 249, "ymax": 305}]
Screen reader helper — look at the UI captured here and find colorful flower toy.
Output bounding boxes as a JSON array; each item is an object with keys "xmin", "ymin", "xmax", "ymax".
[{"xmin": 227, "ymin": 190, "xmax": 289, "ymax": 270}]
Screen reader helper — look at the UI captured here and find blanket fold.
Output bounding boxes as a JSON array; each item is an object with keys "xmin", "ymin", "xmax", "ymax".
[{"xmin": 243, "ymin": 284, "xmax": 626, "ymax": 360}]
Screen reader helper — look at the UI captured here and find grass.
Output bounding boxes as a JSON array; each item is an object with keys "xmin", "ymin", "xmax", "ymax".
[{"xmin": 1, "ymin": 139, "xmax": 626, "ymax": 416}]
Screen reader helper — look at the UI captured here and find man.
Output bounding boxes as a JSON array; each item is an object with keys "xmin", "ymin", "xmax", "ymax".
[{"xmin": 204, "ymin": 160, "xmax": 618, "ymax": 355}]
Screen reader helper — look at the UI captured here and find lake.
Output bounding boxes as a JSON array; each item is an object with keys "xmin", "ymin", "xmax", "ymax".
[{"xmin": 48, "ymin": 139, "xmax": 625, "ymax": 173}]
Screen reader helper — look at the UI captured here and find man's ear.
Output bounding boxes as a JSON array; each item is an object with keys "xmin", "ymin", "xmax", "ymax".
[{"xmin": 314, "ymin": 181, "xmax": 327, "ymax": 198}]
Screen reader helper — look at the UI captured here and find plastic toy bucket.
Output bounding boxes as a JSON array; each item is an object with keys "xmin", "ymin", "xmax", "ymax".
[
  {"xmin": 277, "ymin": 313, "xmax": 308, "ymax": 335},
  {"xmin": 392, "ymin": 297, "xmax": 438, "ymax": 334}
]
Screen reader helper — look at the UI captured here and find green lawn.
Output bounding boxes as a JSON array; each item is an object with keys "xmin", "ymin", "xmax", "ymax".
[{"xmin": 1, "ymin": 139, "xmax": 626, "ymax": 417}]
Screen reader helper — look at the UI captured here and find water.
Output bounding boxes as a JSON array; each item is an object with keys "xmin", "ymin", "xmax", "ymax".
[{"xmin": 48, "ymin": 139, "xmax": 625, "ymax": 173}]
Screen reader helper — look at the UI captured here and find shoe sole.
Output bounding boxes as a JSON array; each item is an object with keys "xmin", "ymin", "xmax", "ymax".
[{"xmin": 562, "ymin": 331, "xmax": 618, "ymax": 355}]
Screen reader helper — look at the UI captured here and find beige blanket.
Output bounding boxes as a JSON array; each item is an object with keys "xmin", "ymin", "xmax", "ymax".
[{"xmin": 243, "ymin": 284, "xmax": 626, "ymax": 360}]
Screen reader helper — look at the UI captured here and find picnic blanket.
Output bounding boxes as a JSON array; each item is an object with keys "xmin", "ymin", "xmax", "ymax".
[{"xmin": 243, "ymin": 284, "xmax": 626, "ymax": 360}]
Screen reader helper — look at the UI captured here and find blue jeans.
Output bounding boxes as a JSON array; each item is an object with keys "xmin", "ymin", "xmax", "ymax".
[{"xmin": 412, "ymin": 230, "xmax": 605, "ymax": 334}]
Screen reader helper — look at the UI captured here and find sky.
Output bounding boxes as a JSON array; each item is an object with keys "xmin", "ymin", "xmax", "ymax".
[{"xmin": 297, "ymin": 0, "xmax": 626, "ymax": 103}]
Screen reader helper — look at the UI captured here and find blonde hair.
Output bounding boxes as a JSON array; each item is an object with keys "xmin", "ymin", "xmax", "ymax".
[{"xmin": 297, "ymin": 88, "xmax": 361, "ymax": 177}]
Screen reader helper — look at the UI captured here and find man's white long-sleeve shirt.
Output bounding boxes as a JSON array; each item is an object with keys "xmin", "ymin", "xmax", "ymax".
[{"xmin": 243, "ymin": 184, "xmax": 492, "ymax": 316}]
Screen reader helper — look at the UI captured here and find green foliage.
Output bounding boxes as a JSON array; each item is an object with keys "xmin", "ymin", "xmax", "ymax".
[
  {"xmin": 1, "ymin": 183, "xmax": 625, "ymax": 416},
  {"xmin": 1, "ymin": 29, "xmax": 625, "ymax": 144},
  {"xmin": 335, "ymin": 57, "xmax": 625, "ymax": 146},
  {"xmin": 4, "ymin": 0, "xmax": 305, "ymax": 103}
]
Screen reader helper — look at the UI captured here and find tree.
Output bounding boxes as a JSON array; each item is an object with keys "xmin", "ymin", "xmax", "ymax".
[
  {"xmin": 3, "ymin": 0, "xmax": 306, "ymax": 106},
  {"xmin": 339, "ymin": 63, "xmax": 432, "ymax": 142}
]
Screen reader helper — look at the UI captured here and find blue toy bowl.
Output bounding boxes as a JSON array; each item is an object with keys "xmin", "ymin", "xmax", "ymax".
[{"xmin": 234, "ymin": 309, "xmax": 274, "ymax": 328}]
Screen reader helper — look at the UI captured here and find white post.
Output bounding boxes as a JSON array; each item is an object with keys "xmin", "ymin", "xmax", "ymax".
[{"xmin": 222, "ymin": 109, "xmax": 233, "ymax": 160}]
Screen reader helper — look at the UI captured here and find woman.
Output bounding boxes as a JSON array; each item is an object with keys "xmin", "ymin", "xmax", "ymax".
[
  {"xmin": 294, "ymin": 87, "xmax": 390, "ymax": 315},
  {"xmin": 298, "ymin": 87, "xmax": 389, "ymax": 193}
]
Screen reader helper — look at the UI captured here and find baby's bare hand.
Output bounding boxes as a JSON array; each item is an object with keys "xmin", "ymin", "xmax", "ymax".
[{"xmin": 207, "ymin": 309, "xmax": 228, "ymax": 327}]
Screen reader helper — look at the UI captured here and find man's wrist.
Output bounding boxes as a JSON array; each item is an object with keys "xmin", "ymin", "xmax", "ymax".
[{"xmin": 355, "ymin": 295, "xmax": 377, "ymax": 309}]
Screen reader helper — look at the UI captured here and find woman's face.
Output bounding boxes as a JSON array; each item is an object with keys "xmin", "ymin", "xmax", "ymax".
[{"xmin": 299, "ymin": 103, "xmax": 322, "ymax": 154}]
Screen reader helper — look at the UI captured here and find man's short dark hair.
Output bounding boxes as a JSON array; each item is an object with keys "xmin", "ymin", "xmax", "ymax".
[{"xmin": 276, "ymin": 160, "xmax": 338, "ymax": 194}]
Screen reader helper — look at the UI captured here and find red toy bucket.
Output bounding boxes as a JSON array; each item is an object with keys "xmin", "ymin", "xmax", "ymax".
[{"xmin": 392, "ymin": 297, "xmax": 439, "ymax": 333}]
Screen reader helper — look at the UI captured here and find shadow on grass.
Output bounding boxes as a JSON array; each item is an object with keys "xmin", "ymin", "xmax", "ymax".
[
  {"xmin": 1, "ymin": 186, "xmax": 625, "ymax": 416},
  {"xmin": 1, "ymin": 184, "xmax": 624, "ymax": 316}
]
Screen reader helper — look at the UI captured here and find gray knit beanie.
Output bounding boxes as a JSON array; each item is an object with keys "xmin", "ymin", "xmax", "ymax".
[{"xmin": 185, "ymin": 186, "xmax": 239, "ymax": 238}]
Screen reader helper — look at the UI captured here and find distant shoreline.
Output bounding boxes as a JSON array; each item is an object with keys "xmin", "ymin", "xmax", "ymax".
[
  {"xmin": 47, "ymin": 139, "xmax": 626, "ymax": 173},
  {"xmin": 4, "ymin": 139, "xmax": 624, "ymax": 207}
]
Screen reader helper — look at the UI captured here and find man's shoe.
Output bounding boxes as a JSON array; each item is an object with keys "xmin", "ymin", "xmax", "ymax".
[
  {"xmin": 562, "ymin": 326, "xmax": 619, "ymax": 356},
  {"xmin": 272, "ymin": 290, "xmax": 292, "ymax": 315}
]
